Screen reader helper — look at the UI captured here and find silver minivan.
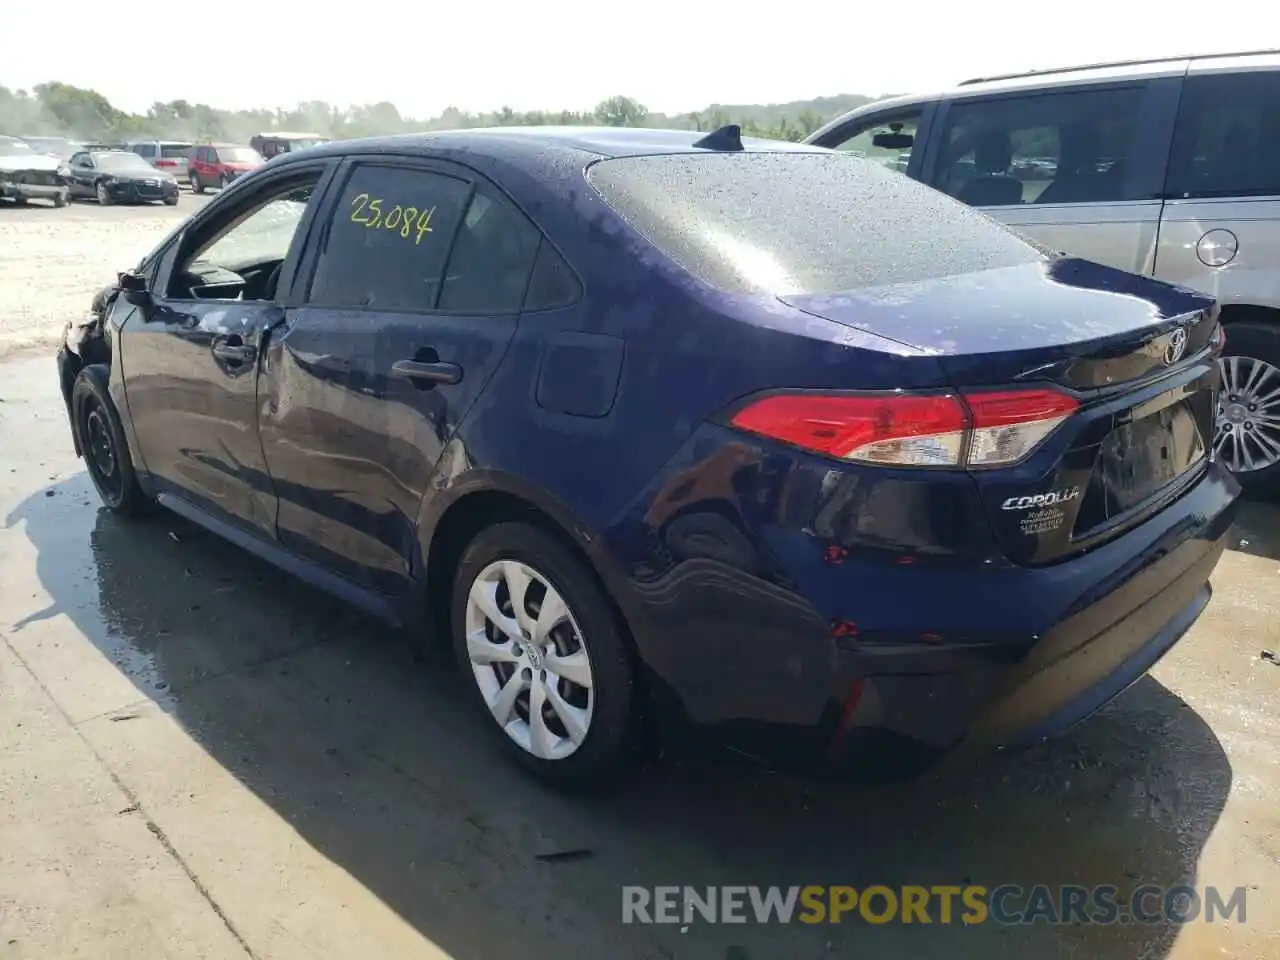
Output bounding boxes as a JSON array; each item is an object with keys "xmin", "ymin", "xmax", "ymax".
[
  {"xmin": 122, "ymin": 139, "xmax": 193, "ymax": 184},
  {"xmin": 808, "ymin": 50, "xmax": 1280, "ymax": 489}
]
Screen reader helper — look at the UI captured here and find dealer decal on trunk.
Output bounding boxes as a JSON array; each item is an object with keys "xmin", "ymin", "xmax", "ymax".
[{"xmin": 1001, "ymin": 486, "xmax": 1082, "ymax": 536}]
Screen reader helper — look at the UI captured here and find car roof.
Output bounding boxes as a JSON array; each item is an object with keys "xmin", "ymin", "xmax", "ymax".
[
  {"xmin": 815, "ymin": 48, "xmax": 1280, "ymax": 128},
  {"xmin": 255, "ymin": 132, "xmax": 324, "ymax": 139},
  {"xmin": 279, "ymin": 125, "xmax": 828, "ymax": 165}
]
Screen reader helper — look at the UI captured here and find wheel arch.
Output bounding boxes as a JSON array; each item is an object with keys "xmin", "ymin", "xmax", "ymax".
[
  {"xmin": 417, "ymin": 473, "xmax": 642, "ymax": 653},
  {"xmin": 1219, "ymin": 303, "xmax": 1280, "ymax": 326}
]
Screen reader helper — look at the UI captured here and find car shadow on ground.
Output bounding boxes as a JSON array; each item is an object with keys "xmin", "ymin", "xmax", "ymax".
[
  {"xmin": 5, "ymin": 473, "xmax": 1240, "ymax": 960},
  {"xmin": 1224, "ymin": 491, "xmax": 1280, "ymax": 562}
]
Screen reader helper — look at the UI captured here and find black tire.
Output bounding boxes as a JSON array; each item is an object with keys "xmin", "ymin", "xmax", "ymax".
[
  {"xmin": 164, "ymin": 195, "xmax": 179, "ymax": 206},
  {"xmin": 450, "ymin": 521, "xmax": 638, "ymax": 788},
  {"xmin": 1218, "ymin": 319, "xmax": 1280, "ymax": 492},
  {"xmin": 219, "ymin": 173, "xmax": 230, "ymax": 190},
  {"xmin": 52, "ymin": 189, "xmax": 68, "ymax": 208},
  {"xmin": 71, "ymin": 365, "xmax": 150, "ymax": 516},
  {"xmin": 191, "ymin": 173, "xmax": 204, "ymax": 194},
  {"xmin": 95, "ymin": 180, "xmax": 112, "ymax": 206}
]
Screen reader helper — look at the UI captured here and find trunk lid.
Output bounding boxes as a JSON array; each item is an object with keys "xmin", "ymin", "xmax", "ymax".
[{"xmin": 781, "ymin": 258, "xmax": 1223, "ymax": 565}]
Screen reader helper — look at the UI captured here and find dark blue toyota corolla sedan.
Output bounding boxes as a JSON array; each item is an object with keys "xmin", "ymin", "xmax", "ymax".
[{"xmin": 56, "ymin": 125, "xmax": 1239, "ymax": 786}]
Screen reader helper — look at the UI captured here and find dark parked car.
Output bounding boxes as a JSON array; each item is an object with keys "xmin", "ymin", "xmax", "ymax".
[
  {"xmin": 57, "ymin": 127, "xmax": 1239, "ymax": 787},
  {"xmin": 67, "ymin": 149, "xmax": 180, "ymax": 205},
  {"xmin": 249, "ymin": 131, "xmax": 326, "ymax": 159}
]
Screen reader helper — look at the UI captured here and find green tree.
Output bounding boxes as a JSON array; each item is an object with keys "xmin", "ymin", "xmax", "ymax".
[{"xmin": 593, "ymin": 95, "xmax": 648, "ymax": 127}]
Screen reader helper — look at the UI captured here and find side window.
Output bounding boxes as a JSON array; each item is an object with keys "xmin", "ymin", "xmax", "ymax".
[
  {"xmin": 1167, "ymin": 71, "xmax": 1280, "ymax": 199},
  {"xmin": 438, "ymin": 186, "xmax": 541, "ymax": 312},
  {"xmin": 523, "ymin": 241, "xmax": 582, "ymax": 311},
  {"xmin": 828, "ymin": 112, "xmax": 922, "ymax": 175},
  {"xmin": 167, "ymin": 175, "xmax": 321, "ymax": 300},
  {"xmin": 133, "ymin": 143, "xmax": 156, "ymax": 159},
  {"xmin": 309, "ymin": 165, "xmax": 470, "ymax": 312},
  {"xmin": 71, "ymin": 152, "xmax": 91, "ymax": 168},
  {"xmin": 930, "ymin": 86, "xmax": 1145, "ymax": 207}
]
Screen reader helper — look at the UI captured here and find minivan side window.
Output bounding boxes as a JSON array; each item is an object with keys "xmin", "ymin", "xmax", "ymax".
[
  {"xmin": 1166, "ymin": 70, "xmax": 1280, "ymax": 199},
  {"xmin": 308, "ymin": 165, "xmax": 471, "ymax": 312},
  {"xmin": 132, "ymin": 143, "xmax": 156, "ymax": 159},
  {"xmin": 930, "ymin": 86, "xmax": 1146, "ymax": 207},
  {"xmin": 827, "ymin": 111, "xmax": 922, "ymax": 175}
]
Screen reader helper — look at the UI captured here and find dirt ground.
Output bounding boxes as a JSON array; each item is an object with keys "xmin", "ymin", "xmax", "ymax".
[
  {"xmin": 0, "ymin": 194, "xmax": 208, "ymax": 356},
  {"xmin": 0, "ymin": 203, "xmax": 1278, "ymax": 960}
]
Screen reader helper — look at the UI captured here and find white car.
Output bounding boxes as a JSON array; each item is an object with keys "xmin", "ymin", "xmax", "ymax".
[{"xmin": 809, "ymin": 49, "xmax": 1280, "ymax": 489}]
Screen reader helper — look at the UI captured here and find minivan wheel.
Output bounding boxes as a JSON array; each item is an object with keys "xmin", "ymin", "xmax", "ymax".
[
  {"xmin": 1216, "ymin": 320, "xmax": 1280, "ymax": 490},
  {"xmin": 451, "ymin": 521, "xmax": 637, "ymax": 788},
  {"xmin": 191, "ymin": 173, "xmax": 203, "ymax": 194},
  {"xmin": 71, "ymin": 365, "xmax": 150, "ymax": 516}
]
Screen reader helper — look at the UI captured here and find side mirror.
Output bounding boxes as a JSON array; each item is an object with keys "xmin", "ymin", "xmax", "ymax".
[{"xmin": 118, "ymin": 269, "xmax": 151, "ymax": 307}]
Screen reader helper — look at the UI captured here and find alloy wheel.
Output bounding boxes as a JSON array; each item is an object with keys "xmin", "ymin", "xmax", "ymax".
[
  {"xmin": 1216, "ymin": 355, "xmax": 1280, "ymax": 473},
  {"xmin": 464, "ymin": 559, "xmax": 595, "ymax": 760}
]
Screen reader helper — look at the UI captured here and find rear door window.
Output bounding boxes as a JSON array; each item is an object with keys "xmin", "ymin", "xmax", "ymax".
[
  {"xmin": 929, "ymin": 86, "xmax": 1146, "ymax": 206},
  {"xmin": 132, "ymin": 143, "xmax": 156, "ymax": 158},
  {"xmin": 587, "ymin": 152, "xmax": 1042, "ymax": 296},
  {"xmin": 161, "ymin": 144, "xmax": 191, "ymax": 159},
  {"xmin": 307, "ymin": 164, "xmax": 471, "ymax": 311},
  {"xmin": 438, "ymin": 185, "xmax": 542, "ymax": 313},
  {"xmin": 1166, "ymin": 70, "xmax": 1280, "ymax": 199}
]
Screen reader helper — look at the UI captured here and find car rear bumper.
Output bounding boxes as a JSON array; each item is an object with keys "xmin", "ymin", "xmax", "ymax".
[{"xmin": 612, "ymin": 432, "xmax": 1240, "ymax": 775}]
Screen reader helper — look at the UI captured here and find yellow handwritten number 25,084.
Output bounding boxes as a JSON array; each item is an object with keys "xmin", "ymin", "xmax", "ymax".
[{"xmin": 349, "ymin": 193, "xmax": 436, "ymax": 245}]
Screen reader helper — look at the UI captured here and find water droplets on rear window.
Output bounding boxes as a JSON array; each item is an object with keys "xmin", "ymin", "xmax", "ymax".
[{"xmin": 586, "ymin": 152, "xmax": 1044, "ymax": 296}]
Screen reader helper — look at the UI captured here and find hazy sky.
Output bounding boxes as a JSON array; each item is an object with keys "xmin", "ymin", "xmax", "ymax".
[{"xmin": 1, "ymin": 3, "xmax": 1270, "ymax": 117}]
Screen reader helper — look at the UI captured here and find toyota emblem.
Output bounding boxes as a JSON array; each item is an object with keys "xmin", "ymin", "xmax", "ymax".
[{"xmin": 1164, "ymin": 328, "xmax": 1188, "ymax": 365}]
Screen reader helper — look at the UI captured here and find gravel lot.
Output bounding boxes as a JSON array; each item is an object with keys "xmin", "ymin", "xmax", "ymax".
[
  {"xmin": 0, "ymin": 193, "xmax": 209, "ymax": 357},
  {"xmin": 0, "ymin": 205, "xmax": 1278, "ymax": 960}
]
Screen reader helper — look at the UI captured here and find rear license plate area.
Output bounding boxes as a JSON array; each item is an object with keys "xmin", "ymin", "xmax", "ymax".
[
  {"xmin": 1101, "ymin": 398, "xmax": 1207, "ymax": 508},
  {"xmin": 1074, "ymin": 389, "xmax": 1210, "ymax": 535}
]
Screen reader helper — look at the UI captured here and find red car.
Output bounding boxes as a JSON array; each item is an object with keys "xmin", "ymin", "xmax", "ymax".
[{"xmin": 188, "ymin": 143, "xmax": 264, "ymax": 193}]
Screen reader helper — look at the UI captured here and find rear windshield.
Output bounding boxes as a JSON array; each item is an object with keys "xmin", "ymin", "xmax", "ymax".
[
  {"xmin": 161, "ymin": 144, "xmax": 192, "ymax": 158},
  {"xmin": 586, "ymin": 152, "xmax": 1044, "ymax": 295}
]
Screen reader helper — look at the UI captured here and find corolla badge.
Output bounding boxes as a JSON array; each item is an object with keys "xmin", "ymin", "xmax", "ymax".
[
  {"xmin": 1001, "ymin": 487, "xmax": 1082, "ymax": 511},
  {"xmin": 1164, "ymin": 327, "xmax": 1189, "ymax": 366}
]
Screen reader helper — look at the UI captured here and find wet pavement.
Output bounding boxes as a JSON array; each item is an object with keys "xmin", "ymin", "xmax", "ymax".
[{"xmin": 1, "ymin": 351, "xmax": 1278, "ymax": 960}]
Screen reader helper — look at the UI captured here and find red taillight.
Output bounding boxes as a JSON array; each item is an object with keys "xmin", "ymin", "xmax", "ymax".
[
  {"xmin": 729, "ymin": 388, "xmax": 1079, "ymax": 468},
  {"xmin": 155, "ymin": 159, "xmax": 177, "ymax": 167},
  {"xmin": 730, "ymin": 393, "xmax": 967, "ymax": 466}
]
